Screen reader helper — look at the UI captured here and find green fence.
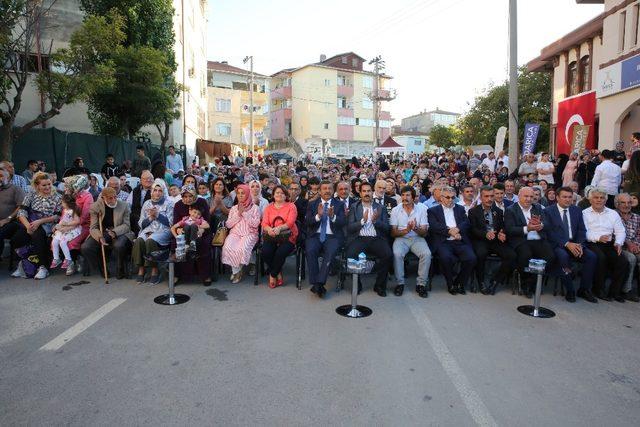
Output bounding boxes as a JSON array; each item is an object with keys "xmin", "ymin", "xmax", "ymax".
[{"xmin": 12, "ymin": 127, "xmax": 161, "ymax": 178}]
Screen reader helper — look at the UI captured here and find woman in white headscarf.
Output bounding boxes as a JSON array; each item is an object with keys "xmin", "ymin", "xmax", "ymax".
[
  {"xmin": 248, "ymin": 179, "xmax": 269, "ymax": 216},
  {"xmin": 131, "ymin": 179, "xmax": 174, "ymax": 284}
]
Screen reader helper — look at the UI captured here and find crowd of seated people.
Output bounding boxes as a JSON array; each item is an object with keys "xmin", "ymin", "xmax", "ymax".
[{"xmin": 2, "ymin": 145, "xmax": 640, "ymax": 306}]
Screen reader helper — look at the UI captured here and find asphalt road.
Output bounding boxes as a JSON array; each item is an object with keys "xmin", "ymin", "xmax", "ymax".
[{"xmin": 1, "ymin": 261, "xmax": 640, "ymax": 426}]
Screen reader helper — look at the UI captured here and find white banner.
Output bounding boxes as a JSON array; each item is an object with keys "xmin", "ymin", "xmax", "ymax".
[{"xmin": 494, "ymin": 126, "xmax": 507, "ymax": 154}]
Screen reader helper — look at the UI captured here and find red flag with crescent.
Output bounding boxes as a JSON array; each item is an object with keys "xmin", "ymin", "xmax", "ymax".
[{"xmin": 556, "ymin": 91, "xmax": 596, "ymax": 155}]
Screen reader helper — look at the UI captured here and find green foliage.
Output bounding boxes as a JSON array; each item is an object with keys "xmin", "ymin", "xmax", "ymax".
[
  {"xmin": 457, "ymin": 67, "xmax": 551, "ymax": 152},
  {"xmin": 429, "ymin": 124, "xmax": 460, "ymax": 149},
  {"xmin": 87, "ymin": 45, "xmax": 174, "ymax": 138}
]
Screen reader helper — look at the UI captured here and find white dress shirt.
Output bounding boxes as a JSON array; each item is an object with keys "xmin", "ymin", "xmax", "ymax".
[
  {"xmin": 481, "ymin": 157, "xmax": 496, "ymax": 172},
  {"xmin": 591, "ymin": 160, "xmax": 621, "ymax": 196},
  {"xmin": 519, "ymin": 203, "xmax": 541, "ymax": 240},
  {"xmin": 583, "ymin": 206, "xmax": 626, "ymax": 246},
  {"xmin": 557, "ymin": 204, "xmax": 573, "ymax": 240},
  {"xmin": 457, "ymin": 199, "xmax": 474, "ymax": 215},
  {"xmin": 315, "ymin": 198, "xmax": 336, "ymax": 235},
  {"xmin": 443, "ymin": 205, "xmax": 457, "ymax": 240}
]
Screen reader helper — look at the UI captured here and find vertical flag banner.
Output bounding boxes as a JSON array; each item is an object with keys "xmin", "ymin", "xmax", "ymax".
[
  {"xmin": 494, "ymin": 126, "xmax": 507, "ymax": 154},
  {"xmin": 556, "ymin": 91, "xmax": 596, "ymax": 155},
  {"xmin": 522, "ymin": 123, "xmax": 540, "ymax": 155},
  {"xmin": 571, "ymin": 125, "xmax": 590, "ymax": 154}
]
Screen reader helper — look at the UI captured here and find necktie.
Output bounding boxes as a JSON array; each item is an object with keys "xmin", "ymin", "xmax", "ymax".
[
  {"xmin": 562, "ymin": 208, "xmax": 570, "ymax": 240},
  {"xmin": 320, "ymin": 202, "xmax": 329, "ymax": 243}
]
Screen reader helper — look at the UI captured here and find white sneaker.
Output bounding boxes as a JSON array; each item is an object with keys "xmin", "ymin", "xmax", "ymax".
[
  {"xmin": 34, "ymin": 266, "xmax": 49, "ymax": 280},
  {"xmin": 65, "ymin": 261, "xmax": 75, "ymax": 276},
  {"xmin": 11, "ymin": 261, "xmax": 26, "ymax": 278}
]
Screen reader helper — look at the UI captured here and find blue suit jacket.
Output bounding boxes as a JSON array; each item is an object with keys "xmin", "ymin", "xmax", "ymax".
[
  {"xmin": 542, "ymin": 204, "xmax": 587, "ymax": 249},
  {"xmin": 427, "ymin": 204, "xmax": 472, "ymax": 246},
  {"xmin": 305, "ymin": 197, "xmax": 346, "ymax": 241}
]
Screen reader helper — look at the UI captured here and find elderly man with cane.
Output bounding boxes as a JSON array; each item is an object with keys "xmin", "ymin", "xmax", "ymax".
[{"xmin": 81, "ymin": 187, "xmax": 134, "ymax": 280}]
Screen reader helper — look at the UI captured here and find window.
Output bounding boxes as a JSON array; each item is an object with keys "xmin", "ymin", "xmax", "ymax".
[
  {"xmin": 232, "ymin": 81, "xmax": 248, "ymax": 91},
  {"xmin": 567, "ymin": 61, "xmax": 579, "ymax": 97},
  {"xmin": 579, "ymin": 55, "xmax": 591, "ymax": 92},
  {"xmin": 633, "ymin": 4, "xmax": 640, "ymax": 46},
  {"xmin": 216, "ymin": 123, "xmax": 231, "ymax": 136},
  {"xmin": 620, "ymin": 11, "xmax": 627, "ymax": 52},
  {"xmin": 337, "ymin": 75, "xmax": 348, "ymax": 86},
  {"xmin": 362, "ymin": 99, "xmax": 373, "ymax": 109},
  {"xmin": 358, "ymin": 118, "xmax": 375, "ymax": 127},
  {"xmin": 341, "ymin": 56, "xmax": 347, "ymax": 64},
  {"xmin": 324, "ymin": 123, "xmax": 329, "ymax": 130},
  {"xmin": 352, "ymin": 58, "xmax": 358, "ymax": 67},
  {"xmin": 362, "ymin": 76, "xmax": 373, "ymax": 89},
  {"xmin": 337, "ymin": 97, "xmax": 347, "ymax": 108},
  {"xmin": 324, "ymin": 79, "xmax": 331, "ymax": 86},
  {"xmin": 215, "ymin": 98, "xmax": 231, "ymax": 112},
  {"xmin": 413, "ymin": 139, "xmax": 422, "ymax": 146},
  {"xmin": 338, "ymin": 116, "xmax": 356, "ymax": 125}
]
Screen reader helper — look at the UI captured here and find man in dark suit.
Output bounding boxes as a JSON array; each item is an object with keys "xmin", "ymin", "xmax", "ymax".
[
  {"xmin": 542, "ymin": 186, "xmax": 597, "ymax": 303},
  {"xmin": 335, "ymin": 181, "xmax": 356, "ymax": 213},
  {"xmin": 492, "ymin": 183, "xmax": 514, "ymax": 212},
  {"xmin": 127, "ymin": 170, "xmax": 153, "ymax": 235},
  {"xmin": 373, "ymin": 179, "xmax": 397, "ymax": 219},
  {"xmin": 288, "ymin": 181, "xmax": 307, "ymax": 241},
  {"xmin": 305, "ymin": 180, "xmax": 346, "ymax": 298},
  {"xmin": 504, "ymin": 187, "xmax": 555, "ymax": 298},
  {"xmin": 346, "ymin": 181, "xmax": 393, "ymax": 297},
  {"xmin": 427, "ymin": 186, "xmax": 477, "ymax": 295},
  {"xmin": 468, "ymin": 186, "xmax": 516, "ymax": 294}
]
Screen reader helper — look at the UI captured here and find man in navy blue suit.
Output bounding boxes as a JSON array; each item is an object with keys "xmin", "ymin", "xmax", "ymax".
[
  {"xmin": 305, "ymin": 180, "xmax": 346, "ymax": 298},
  {"xmin": 427, "ymin": 186, "xmax": 477, "ymax": 295},
  {"xmin": 543, "ymin": 187, "xmax": 598, "ymax": 303}
]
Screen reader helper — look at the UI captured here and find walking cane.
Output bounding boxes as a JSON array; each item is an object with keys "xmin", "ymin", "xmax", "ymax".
[{"xmin": 98, "ymin": 211, "xmax": 109, "ymax": 284}]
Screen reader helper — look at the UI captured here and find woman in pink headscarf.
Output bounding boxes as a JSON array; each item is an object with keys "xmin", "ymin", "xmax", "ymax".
[
  {"xmin": 64, "ymin": 175, "xmax": 92, "ymax": 275},
  {"xmin": 221, "ymin": 184, "xmax": 261, "ymax": 283}
]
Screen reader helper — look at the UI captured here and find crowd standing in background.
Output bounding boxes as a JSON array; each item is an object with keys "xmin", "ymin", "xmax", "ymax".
[{"xmin": 3, "ymin": 136, "xmax": 640, "ymax": 306}]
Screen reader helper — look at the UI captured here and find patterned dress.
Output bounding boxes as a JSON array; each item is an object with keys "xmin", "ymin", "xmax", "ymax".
[
  {"xmin": 53, "ymin": 209, "xmax": 81, "ymax": 242},
  {"xmin": 221, "ymin": 204, "xmax": 261, "ymax": 268}
]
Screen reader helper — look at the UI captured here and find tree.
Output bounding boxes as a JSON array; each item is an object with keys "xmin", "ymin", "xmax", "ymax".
[
  {"xmin": 457, "ymin": 67, "xmax": 551, "ymax": 153},
  {"xmin": 428, "ymin": 124, "xmax": 459, "ymax": 149},
  {"xmin": 1, "ymin": 3, "xmax": 124, "ymax": 160}
]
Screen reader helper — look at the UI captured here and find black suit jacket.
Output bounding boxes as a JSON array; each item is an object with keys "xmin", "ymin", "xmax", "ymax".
[
  {"xmin": 294, "ymin": 197, "xmax": 308, "ymax": 225},
  {"xmin": 346, "ymin": 201, "xmax": 389, "ymax": 245},
  {"xmin": 504, "ymin": 203, "xmax": 547, "ymax": 249},
  {"xmin": 427, "ymin": 204, "xmax": 472, "ymax": 246},
  {"xmin": 373, "ymin": 194, "xmax": 397, "ymax": 218},
  {"xmin": 305, "ymin": 197, "xmax": 346, "ymax": 241},
  {"xmin": 468, "ymin": 204, "xmax": 505, "ymax": 241},
  {"xmin": 542, "ymin": 204, "xmax": 587, "ymax": 249},
  {"xmin": 130, "ymin": 186, "xmax": 151, "ymax": 235}
]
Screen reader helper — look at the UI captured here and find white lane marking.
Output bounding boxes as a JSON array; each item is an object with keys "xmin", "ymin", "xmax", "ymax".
[
  {"xmin": 407, "ymin": 299, "xmax": 498, "ymax": 427},
  {"xmin": 39, "ymin": 298, "xmax": 127, "ymax": 351}
]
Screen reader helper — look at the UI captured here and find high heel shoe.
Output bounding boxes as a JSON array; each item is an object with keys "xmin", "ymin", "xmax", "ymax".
[
  {"xmin": 277, "ymin": 273, "xmax": 284, "ymax": 287},
  {"xmin": 268, "ymin": 276, "xmax": 277, "ymax": 289}
]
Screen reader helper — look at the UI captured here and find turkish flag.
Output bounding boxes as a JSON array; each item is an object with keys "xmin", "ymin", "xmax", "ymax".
[{"xmin": 556, "ymin": 91, "xmax": 597, "ymax": 155}]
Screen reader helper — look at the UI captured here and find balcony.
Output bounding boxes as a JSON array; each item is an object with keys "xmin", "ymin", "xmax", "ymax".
[
  {"xmin": 271, "ymin": 85, "xmax": 291, "ymax": 100},
  {"xmin": 337, "ymin": 84, "xmax": 354, "ymax": 97},
  {"xmin": 338, "ymin": 108, "xmax": 354, "ymax": 117}
]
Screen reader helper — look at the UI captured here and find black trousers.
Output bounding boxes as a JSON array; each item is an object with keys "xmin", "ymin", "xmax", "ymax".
[
  {"xmin": 471, "ymin": 239, "xmax": 516, "ymax": 284},
  {"xmin": 261, "ymin": 240, "xmax": 294, "ymax": 278},
  {"xmin": 514, "ymin": 240, "xmax": 554, "ymax": 287},
  {"xmin": 346, "ymin": 236, "xmax": 393, "ymax": 289},
  {"xmin": 0, "ymin": 221, "xmax": 19, "ymax": 242},
  {"xmin": 183, "ymin": 224, "xmax": 199, "ymax": 244},
  {"xmin": 11, "ymin": 225, "xmax": 50, "ymax": 267},
  {"xmin": 81, "ymin": 235, "xmax": 131, "ymax": 275},
  {"xmin": 586, "ymin": 242, "xmax": 629, "ymax": 298},
  {"xmin": 435, "ymin": 240, "xmax": 476, "ymax": 289}
]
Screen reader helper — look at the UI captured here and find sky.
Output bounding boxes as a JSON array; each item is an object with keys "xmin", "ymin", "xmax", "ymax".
[{"xmin": 207, "ymin": 0, "xmax": 604, "ymax": 124}]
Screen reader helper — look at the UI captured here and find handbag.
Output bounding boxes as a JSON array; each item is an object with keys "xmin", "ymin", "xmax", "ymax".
[
  {"xmin": 211, "ymin": 225, "xmax": 228, "ymax": 246},
  {"xmin": 263, "ymin": 216, "xmax": 291, "ymax": 244}
]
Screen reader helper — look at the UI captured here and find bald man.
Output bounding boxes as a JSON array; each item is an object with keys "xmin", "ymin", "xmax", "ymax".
[{"xmin": 504, "ymin": 187, "xmax": 554, "ymax": 298}]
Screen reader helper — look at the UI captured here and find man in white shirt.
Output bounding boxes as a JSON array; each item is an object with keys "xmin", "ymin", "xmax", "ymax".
[
  {"xmin": 481, "ymin": 151, "xmax": 497, "ymax": 173},
  {"xmin": 583, "ymin": 188, "xmax": 629, "ymax": 302},
  {"xmin": 390, "ymin": 185, "xmax": 431, "ymax": 298},
  {"xmin": 536, "ymin": 152, "xmax": 555, "ymax": 185},
  {"xmin": 591, "ymin": 150, "xmax": 621, "ymax": 209},
  {"xmin": 457, "ymin": 184, "xmax": 476, "ymax": 215},
  {"xmin": 497, "ymin": 151, "xmax": 509, "ymax": 171},
  {"xmin": 518, "ymin": 154, "xmax": 538, "ymax": 179}
]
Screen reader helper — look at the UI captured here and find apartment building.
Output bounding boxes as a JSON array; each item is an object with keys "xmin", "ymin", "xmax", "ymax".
[
  {"xmin": 269, "ymin": 52, "xmax": 394, "ymax": 158},
  {"xmin": 528, "ymin": 0, "xmax": 640, "ymax": 153},
  {"xmin": 400, "ymin": 109, "xmax": 461, "ymax": 134},
  {"xmin": 206, "ymin": 61, "xmax": 270, "ymax": 154}
]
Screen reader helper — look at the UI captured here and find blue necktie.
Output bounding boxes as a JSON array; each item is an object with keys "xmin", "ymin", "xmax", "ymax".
[
  {"xmin": 562, "ymin": 208, "xmax": 570, "ymax": 240},
  {"xmin": 320, "ymin": 202, "xmax": 329, "ymax": 243}
]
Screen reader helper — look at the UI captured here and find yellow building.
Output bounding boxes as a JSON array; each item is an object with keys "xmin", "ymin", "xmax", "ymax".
[
  {"xmin": 207, "ymin": 61, "xmax": 269, "ymax": 155},
  {"xmin": 270, "ymin": 52, "xmax": 394, "ymax": 159}
]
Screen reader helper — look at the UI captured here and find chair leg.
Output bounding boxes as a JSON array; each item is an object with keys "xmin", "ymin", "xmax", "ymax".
[
  {"xmin": 211, "ymin": 247, "xmax": 219, "ymax": 282},
  {"xmin": 254, "ymin": 250, "xmax": 259, "ymax": 286}
]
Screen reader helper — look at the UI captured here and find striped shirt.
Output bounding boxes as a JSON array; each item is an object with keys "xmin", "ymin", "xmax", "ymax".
[{"xmin": 359, "ymin": 205, "xmax": 377, "ymax": 237}]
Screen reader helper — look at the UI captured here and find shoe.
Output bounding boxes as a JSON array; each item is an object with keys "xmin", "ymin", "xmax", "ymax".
[
  {"xmin": 576, "ymin": 289, "xmax": 598, "ymax": 303},
  {"xmin": 116, "ymin": 268, "xmax": 125, "ymax": 280},
  {"xmin": 489, "ymin": 279, "xmax": 499, "ymax": 295},
  {"xmin": 456, "ymin": 285, "xmax": 466, "ymax": 295},
  {"xmin": 597, "ymin": 292, "xmax": 612, "ymax": 302},
  {"xmin": 416, "ymin": 285, "xmax": 428, "ymax": 298},
  {"xmin": 202, "ymin": 279, "xmax": 212, "ymax": 287},
  {"xmin": 374, "ymin": 286, "xmax": 387, "ymax": 297},
  {"xmin": 34, "ymin": 266, "xmax": 49, "ymax": 280},
  {"xmin": 231, "ymin": 271, "xmax": 243, "ymax": 284},
  {"xmin": 269, "ymin": 276, "xmax": 277, "ymax": 289},
  {"xmin": 318, "ymin": 285, "xmax": 327, "ymax": 297},
  {"xmin": 150, "ymin": 275, "xmax": 161, "ymax": 285},
  {"xmin": 136, "ymin": 274, "xmax": 145, "ymax": 284},
  {"xmin": 614, "ymin": 295, "xmax": 626, "ymax": 303},
  {"xmin": 50, "ymin": 259, "xmax": 62, "ymax": 269},
  {"xmin": 623, "ymin": 292, "xmax": 640, "ymax": 302},
  {"xmin": 64, "ymin": 261, "xmax": 75, "ymax": 276},
  {"xmin": 565, "ymin": 291, "xmax": 576, "ymax": 303},
  {"xmin": 248, "ymin": 263, "xmax": 256, "ymax": 276},
  {"xmin": 447, "ymin": 286, "xmax": 457, "ymax": 296},
  {"xmin": 76, "ymin": 259, "xmax": 83, "ymax": 274},
  {"xmin": 394, "ymin": 285, "xmax": 404, "ymax": 296},
  {"xmin": 11, "ymin": 261, "xmax": 26, "ymax": 278},
  {"xmin": 473, "ymin": 281, "xmax": 484, "ymax": 294}
]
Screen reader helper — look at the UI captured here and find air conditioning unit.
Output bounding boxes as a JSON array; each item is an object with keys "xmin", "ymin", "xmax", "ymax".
[{"xmin": 188, "ymin": 67, "xmax": 195, "ymax": 77}]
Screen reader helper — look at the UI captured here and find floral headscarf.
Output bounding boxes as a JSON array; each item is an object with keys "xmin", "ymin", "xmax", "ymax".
[{"xmin": 63, "ymin": 175, "xmax": 89, "ymax": 195}]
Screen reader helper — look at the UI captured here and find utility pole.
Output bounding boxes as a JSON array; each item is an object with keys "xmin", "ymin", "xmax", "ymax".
[
  {"xmin": 508, "ymin": 0, "xmax": 519, "ymax": 170},
  {"xmin": 368, "ymin": 56, "xmax": 396, "ymax": 147},
  {"xmin": 243, "ymin": 55, "xmax": 254, "ymax": 154}
]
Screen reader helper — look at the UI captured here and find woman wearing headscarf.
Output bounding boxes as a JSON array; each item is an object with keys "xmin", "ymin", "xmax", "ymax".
[
  {"xmin": 132, "ymin": 179, "xmax": 174, "ymax": 284},
  {"xmin": 11, "ymin": 172, "xmax": 62, "ymax": 279},
  {"xmin": 221, "ymin": 184, "xmax": 261, "ymax": 283},
  {"xmin": 62, "ymin": 175, "xmax": 93, "ymax": 275},
  {"xmin": 172, "ymin": 184, "xmax": 213, "ymax": 285},
  {"xmin": 248, "ymin": 179, "xmax": 269, "ymax": 216}
]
